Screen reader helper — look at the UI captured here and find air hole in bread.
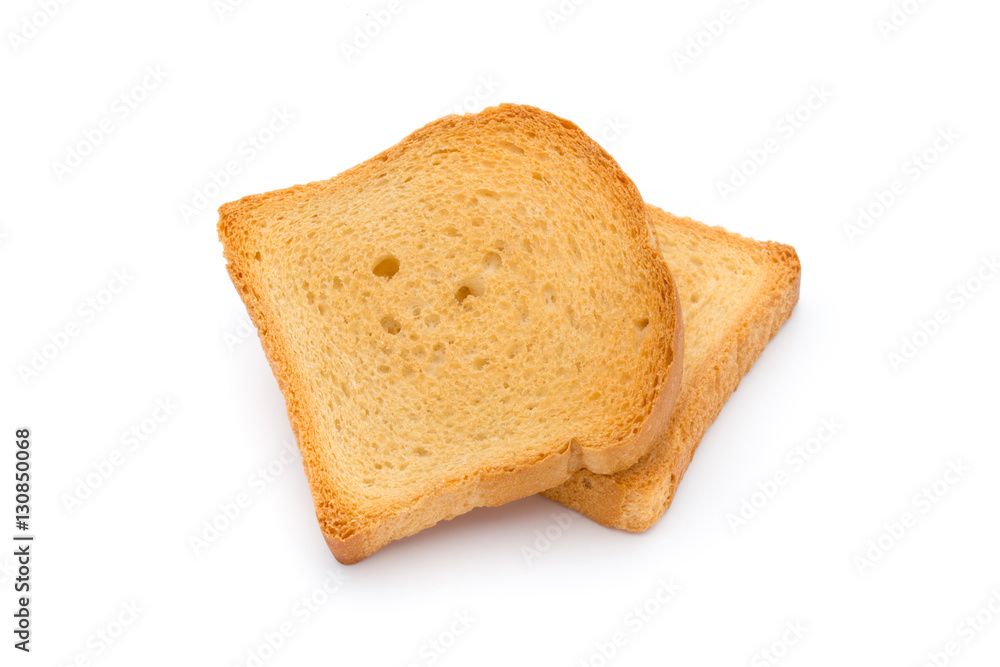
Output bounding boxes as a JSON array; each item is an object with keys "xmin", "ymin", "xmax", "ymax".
[
  {"xmin": 472, "ymin": 358, "xmax": 489, "ymax": 370},
  {"xmin": 455, "ymin": 278, "xmax": 484, "ymax": 304},
  {"xmin": 373, "ymin": 255, "xmax": 400, "ymax": 278},
  {"xmin": 475, "ymin": 189, "xmax": 500, "ymax": 199},
  {"xmin": 381, "ymin": 316, "xmax": 401, "ymax": 335},
  {"xmin": 483, "ymin": 252, "xmax": 502, "ymax": 272},
  {"xmin": 542, "ymin": 283, "xmax": 557, "ymax": 308},
  {"xmin": 430, "ymin": 343, "xmax": 446, "ymax": 364},
  {"xmin": 531, "ymin": 171, "xmax": 543, "ymax": 181},
  {"xmin": 633, "ymin": 317, "xmax": 649, "ymax": 351},
  {"xmin": 500, "ymin": 141, "xmax": 524, "ymax": 154}
]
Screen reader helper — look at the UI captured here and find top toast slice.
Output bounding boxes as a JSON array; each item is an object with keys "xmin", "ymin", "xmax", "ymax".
[
  {"xmin": 218, "ymin": 105, "xmax": 683, "ymax": 563},
  {"xmin": 543, "ymin": 207, "xmax": 800, "ymax": 530}
]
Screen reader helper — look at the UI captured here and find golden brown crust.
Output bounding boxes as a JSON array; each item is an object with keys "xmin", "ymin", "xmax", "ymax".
[
  {"xmin": 542, "ymin": 207, "xmax": 801, "ymax": 531},
  {"xmin": 218, "ymin": 105, "xmax": 683, "ymax": 563}
]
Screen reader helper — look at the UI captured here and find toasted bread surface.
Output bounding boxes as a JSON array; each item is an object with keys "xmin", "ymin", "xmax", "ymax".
[
  {"xmin": 218, "ymin": 105, "xmax": 683, "ymax": 562},
  {"xmin": 543, "ymin": 207, "xmax": 800, "ymax": 530}
]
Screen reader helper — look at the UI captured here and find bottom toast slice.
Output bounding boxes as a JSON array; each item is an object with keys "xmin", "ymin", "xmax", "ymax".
[{"xmin": 542, "ymin": 206, "xmax": 801, "ymax": 530}]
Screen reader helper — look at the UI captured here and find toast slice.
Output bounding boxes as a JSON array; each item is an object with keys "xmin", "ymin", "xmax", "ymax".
[
  {"xmin": 542, "ymin": 207, "xmax": 800, "ymax": 530},
  {"xmin": 218, "ymin": 105, "xmax": 683, "ymax": 563}
]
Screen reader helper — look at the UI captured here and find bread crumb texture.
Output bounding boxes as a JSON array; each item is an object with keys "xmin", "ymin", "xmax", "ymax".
[
  {"xmin": 218, "ymin": 105, "xmax": 682, "ymax": 561},
  {"xmin": 543, "ymin": 207, "xmax": 801, "ymax": 531}
]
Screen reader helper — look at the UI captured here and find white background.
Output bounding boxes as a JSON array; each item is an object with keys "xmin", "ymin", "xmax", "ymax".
[{"xmin": 3, "ymin": 0, "xmax": 999, "ymax": 665}]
